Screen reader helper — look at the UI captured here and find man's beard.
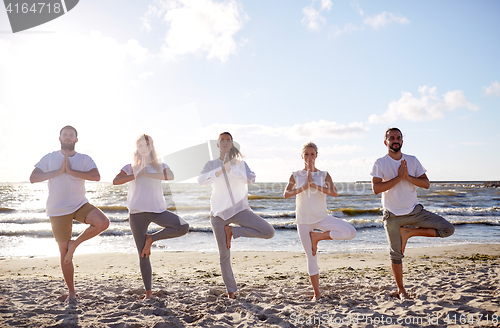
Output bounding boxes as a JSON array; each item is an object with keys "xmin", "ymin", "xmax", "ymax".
[
  {"xmin": 61, "ymin": 141, "xmax": 75, "ymax": 151},
  {"xmin": 389, "ymin": 143, "xmax": 402, "ymax": 153}
]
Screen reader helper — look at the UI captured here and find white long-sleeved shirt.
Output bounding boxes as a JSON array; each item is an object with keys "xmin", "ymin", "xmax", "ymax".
[{"xmin": 197, "ymin": 158, "xmax": 255, "ymax": 220}]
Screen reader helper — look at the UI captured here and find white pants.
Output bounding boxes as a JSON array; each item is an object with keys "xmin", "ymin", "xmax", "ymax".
[{"xmin": 297, "ymin": 216, "xmax": 356, "ymax": 276}]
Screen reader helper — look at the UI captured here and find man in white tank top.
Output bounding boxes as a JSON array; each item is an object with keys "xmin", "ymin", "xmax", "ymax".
[{"xmin": 370, "ymin": 128, "xmax": 454, "ymax": 300}]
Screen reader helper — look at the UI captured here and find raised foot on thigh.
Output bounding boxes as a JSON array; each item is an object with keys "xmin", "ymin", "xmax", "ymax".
[
  {"xmin": 400, "ymin": 227, "xmax": 412, "ymax": 255},
  {"xmin": 141, "ymin": 234, "xmax": 153, "ymax": 258},
  {"xmin": 63, "ymin": 240, "xmax": 77, "ymax": 264},
  {"xmin": 224, "ymin": 225, "xmax": 233, "ymax": 250},
  {"xmin": 310, "ymin": 231, "xmax": 320, "ymax": 256}
]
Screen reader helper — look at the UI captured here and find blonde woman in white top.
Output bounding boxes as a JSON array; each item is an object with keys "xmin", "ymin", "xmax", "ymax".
[
  {"xmin": 284, "ymin": 142, "xmax": 356, "ymax": 300},
  {"xmin": 113, "ymin": 134, "xmax": 189, "ymax": 299},
  {"xmin": 197, "ymin": 132, "xmax": 275, "ymax": 299}
]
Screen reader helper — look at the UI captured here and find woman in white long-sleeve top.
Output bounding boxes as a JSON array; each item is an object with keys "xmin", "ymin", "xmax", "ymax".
[
  {"xmin": 284, "ymin": 142, "xmax": 356, "ymax": 301},
  {"xmin": 197, "ymin": 132, "xmax": 275, "ymax": 299}
]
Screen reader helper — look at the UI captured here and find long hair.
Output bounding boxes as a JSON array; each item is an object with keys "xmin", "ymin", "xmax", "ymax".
[
  {"xmin": 133, "ymin": 134, "xmax": 161, "ymax": 173},
  {"xmin": 219, "ymin": 132, "xmax": 243, "ymax": 161}
]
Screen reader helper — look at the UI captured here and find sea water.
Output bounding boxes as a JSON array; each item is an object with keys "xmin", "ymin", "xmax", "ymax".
[{"xmin": 0, "ymin": 182, "xmax": 499, "ymax": 258}]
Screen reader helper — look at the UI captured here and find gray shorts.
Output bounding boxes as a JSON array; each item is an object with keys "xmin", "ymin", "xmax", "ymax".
[{"xmin": 383, "ymin": 204, "xmax": 454, "ymax": 264}]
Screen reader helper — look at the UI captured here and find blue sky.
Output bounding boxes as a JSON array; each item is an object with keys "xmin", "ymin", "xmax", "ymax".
[{"xmin": 0, "ymin": 0, "xmax": 499, "ymax": 183}]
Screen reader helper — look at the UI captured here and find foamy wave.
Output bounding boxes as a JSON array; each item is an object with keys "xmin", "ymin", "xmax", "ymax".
[
  {"xmin": 452, "ymin": 219, "xmax": 500, "ymax": 226},
  {"xmin": 0, "ymin": 218, "xmax": 48, "ymax": 224},
  {"xmin": 433, "ymin": 206, "xmax": 500, "ymax": 216},
  {"xmin": 345, "ymin": 218, "xmax": 384, "ymax": 229}
]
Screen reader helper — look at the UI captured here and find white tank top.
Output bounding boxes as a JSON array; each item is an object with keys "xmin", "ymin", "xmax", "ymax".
[{"xmin": 293, "ymin": 170, "xmax": 329, "ymax": 224}]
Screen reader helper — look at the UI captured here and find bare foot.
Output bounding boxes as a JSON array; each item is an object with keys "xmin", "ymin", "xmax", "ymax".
[
  {"xmin": 224, "ymin": 225, "xmax": 232, "ymax": 250},
  {"xmin": 140, "ymin": 290, "xmax": 153, "ymax": 300},
  {"xmin": 141, "ymin": 234, "xmax": 153, "ymax": 258},
  {"xmin": 310, "ymin": 231, "xmax": 319, "ymax": 256},
  {"xmin": 227, "ymin": 292, "xmax": 236, "ymax": 299},
  {"xmin": 310, "ymin": 294, "xmax": 321, "ymax": 301},
  {"xmin": 64, "ymin": 240, "xmax": 77, "ymax": 264},
  {"xmin": 400, "ymin": 227, "xmax": 411, "ymax": 255},
  {"xmin": 399, "ymin": 292, "xmax": 410, "ymax": 300},
  {"xmin": 61, "ymin": 292, "xmax": 77, "ymax": 303}
]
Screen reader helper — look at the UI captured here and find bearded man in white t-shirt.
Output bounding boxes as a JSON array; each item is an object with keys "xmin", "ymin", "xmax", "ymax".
[
  {"xmin": 370, "ymin": 128, "xmax": 454, "ymax": 300},
  {"xmin": 30, "ymin": 125, "xmax": 110, "ymax": 303}
]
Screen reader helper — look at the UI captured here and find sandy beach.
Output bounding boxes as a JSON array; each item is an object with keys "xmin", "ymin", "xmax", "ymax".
[{"xmin": 1, "ymin": 244, "xmax": 499, "ymax": 327}]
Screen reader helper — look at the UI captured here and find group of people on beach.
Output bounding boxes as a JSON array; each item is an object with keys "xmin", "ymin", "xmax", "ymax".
[{"xmin": 30, "ymin": 125, "xmax": 454, "ymax": 303}]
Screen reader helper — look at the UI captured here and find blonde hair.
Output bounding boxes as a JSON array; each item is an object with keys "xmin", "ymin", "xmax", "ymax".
[
  {"xmin": 302, "ymin": 141, "xmax": 318, "ymax": 154},
  {"xmin": 134, "ymin": 134, "xmax": 161, "ymax": 173}
]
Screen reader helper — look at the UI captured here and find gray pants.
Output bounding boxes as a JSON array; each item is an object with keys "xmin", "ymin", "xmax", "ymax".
[
  {"xmin": 130, "ymin": 211, "xmax": 189, "ymax": 291},
  {"xmin": 383, "ymin": 204, "xmax": 455, "ymax": 264},
  {"xmin": 211, "ymin": 209, "xmax": 275, "ymax": 293}
]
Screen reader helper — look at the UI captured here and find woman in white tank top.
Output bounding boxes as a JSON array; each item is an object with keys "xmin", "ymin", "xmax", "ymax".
[{"xmin": 284, "ymin": 142, "xmax": 356, "ymax": 300}]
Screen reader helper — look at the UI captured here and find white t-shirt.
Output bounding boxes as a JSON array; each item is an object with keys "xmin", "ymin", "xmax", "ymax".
[
  {"xmin": 35, "ymin": 151, "xmax": 97, "ymax": 217},
  {"xmin": 370, "ymin": 153, "xmax": 426, "ymax": 216},
  {"xmin": 122, "ymin": 163, "xmax": 169, "ymax": 214},
  {"xmin": 293, "ymin": 170, "xmax": 329, "ymax": 224},
  {"xmin": 197, "ymin": 159, "xmax": 255, "ymax": 221}
]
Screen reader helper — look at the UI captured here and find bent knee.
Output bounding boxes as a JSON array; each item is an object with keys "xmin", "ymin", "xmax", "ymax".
[
  {"xmin": 178, "ymin": 223, "xmax": 190, "ymax": 236},
  {"xmin": 438, "ymin": 224, "xmax": 455, "ymax": 238},
  {"xmin": 97, "ymin": 217, "xmax": 110, "ymax": 231},
  {"xmin": 346, "ymin": 227, "xmax": 357, "ymax": 240},
  {"xmin": 264, "ymin": 226, "xmax": 275, "ymax": 239}
]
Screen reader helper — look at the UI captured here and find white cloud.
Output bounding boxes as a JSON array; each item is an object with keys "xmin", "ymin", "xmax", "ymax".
[
  {"xmin": 302, "ymin": 0, "xmax": 332, "ymax": 31},
  {"xmin": 483, "ymin": 81, "xmax": 500, "ymax": 97},
  {"xmin": 350, "ymin": 0, "xmax": 364, "ymax": 16},
  {"xmin": 321, "ymin": 144, "xmax": 363, "ymax": 155},
  {"xmin": 138, "ymin": 71, "xmax": 154, "ymax": 80},
  {"xmin": 364, "ymin": 11, "xmax": 409, "ymax": 30},
  {"xmin": 369, "ymin": 86, "xmax": 479, "ymax": 124},
  {"xmin": 142, "ymin": 0, "xmax": 248, "ymax": 62},
  {"xmin": 319, "ymin": 0, "xmax": 333, "ymax": 11},
  {"xmin": 202, "ymin": 119, "xmax": 368, "ymax": 140},
  {"xmin": 330, "ymin": 23, "xmax": 365, "ymax": 38}
]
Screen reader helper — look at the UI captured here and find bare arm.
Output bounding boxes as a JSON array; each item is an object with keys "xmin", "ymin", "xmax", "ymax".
[
  {"xmin": 113, "ymin": 170, "xmax": 135, "ymax": 185},
  {"xmin": 372, "ymin": 176, "xmax": 402, "ymax": 195},
  {"xmin": 143, "ymin": 167, "xmax": 175, "ymax": 181},
  {"xmin": 309, "ymin": 172, "xmax": 338, "ymax": 197},
  {"xmin": 407, "ymin": 173, "xmax": 430, "ymax": 189},
  {"xmin": 29, "ymin": 167, "xmax": 64, "ymax": 183},
  {"xmin": 283, "ymin": 174, "xmax": 309, "ymax": 199},
  {"xmin": 67, "ymin": 167, "xmax": 100, "ymax": 181}
]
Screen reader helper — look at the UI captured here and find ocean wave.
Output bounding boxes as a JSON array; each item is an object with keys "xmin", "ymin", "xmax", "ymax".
[
  {"xmin": 258, "ymin": 211, "xmax": 296, "ymax": 219},
  {"xmin": 330, "ymin": 208, "xmax": 381, "ymax": 216},
  {"xmin": 451, "ymin": 219, "xmax": 500, "ymax": 226},
  {"xmin": 98, "ymin": 205, "xmax": 128, "ymax": 212},
  {"xmin": 167, "ymin": 205, "xmax": 211, "ymax": 211},
  {"xmin": 0, "ymin": 207, "xmax": 15, "ymax": 213},
  {"xmin": 0, "ymin": 218, "xmax": 48, "ymax": 224},
  {"xmin": 248, "ymin": 195, "xmax": 283, "ymax": 200},
  {"xmin": 433, "ymin": 206, "xmax": 500, "ymax": 216},
  {"xmin": 421, "ymin": 190, "xmax": 467, "ymax": 197}
]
